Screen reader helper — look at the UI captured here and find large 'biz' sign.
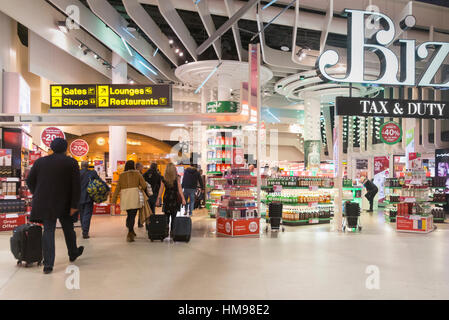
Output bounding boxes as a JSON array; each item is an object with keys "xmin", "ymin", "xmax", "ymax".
[{"xmin": 317, "ymin": 9, "xmax": 449, "ymax": 87}]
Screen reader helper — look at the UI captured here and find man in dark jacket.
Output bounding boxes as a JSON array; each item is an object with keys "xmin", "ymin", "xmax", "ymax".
[
  {"xmin": 143, "ymin": 163, "xmax": 162, "ymax": 215},
  {"xmin": 26, "ymin": 138, "xmax": 84, "ymax": 274},
  {"xmin": 182, "ymin": 164, "xmax": 204, "ymax": 216},
  {"xmin": 79, "ymin": 161, "xmax": 100, "ymax": 239},
  {"xmin": 362, "ymin": 176, "xmax": 379, "ymax": 212}
]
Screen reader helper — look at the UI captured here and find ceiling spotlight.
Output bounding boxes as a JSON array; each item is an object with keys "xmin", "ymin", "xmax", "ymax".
[
  {"xmin": 280, "ymin": 46, "xmax": 289, "ymax": 52},
  {"xmin": 175, "ymin": 48, "xmax": 179, "ymax": 53},
  {"xmin": 83, "ymin": 48, "xmax": 91, "ymax": 55},
  {"xmin": 94, "ymin": 54, "xmax": 99, "ymax": 60},
  {"xmin": 179, "ymin": 52, "xmax": 184, "ymax": 57},
  {"xmin": 185, "ymin": 60, "xmax": 188, "ymax": 64},
  {"xmin": 129, "ymin": 80, "xmax": 135, "ymax": 84},
  {"xmin": 56, "ymin": 21, "xmax": 68, "ymax": 33},
  {"xmin": 169, "ymin": 39, "xmax": 174, "ymax": 44}
]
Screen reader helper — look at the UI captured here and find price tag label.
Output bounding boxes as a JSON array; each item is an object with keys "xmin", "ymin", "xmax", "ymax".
[
  {"xmin": 309, "ymin": 218, "xmax": 319, "ymax": 224},
  {"xmin": 308, "ymin": 202, "xmax": 318, "ymax": 207},
  {"xmin": 309, "ymin": 186, "xmax": 319, "ymax": 191}
]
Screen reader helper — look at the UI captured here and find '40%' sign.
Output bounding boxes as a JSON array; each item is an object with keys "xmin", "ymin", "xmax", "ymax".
[{"xmin": 380, "ymin": 121, "xmax": 402, "ymax": 145}]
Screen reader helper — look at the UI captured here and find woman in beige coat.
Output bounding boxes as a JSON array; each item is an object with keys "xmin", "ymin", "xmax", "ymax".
[{"xmin": 112, "ymin": 160, "xmax": 147, "ymax": 242}]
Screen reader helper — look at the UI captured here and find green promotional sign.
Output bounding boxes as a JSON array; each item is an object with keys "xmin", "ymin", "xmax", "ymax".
[
  {"xmin": 379, "ymin": 121, "xmax": 402, "ymax": 145},
  {"xmin": 206, "ymin": 101, "xmax": 239, "ymax": 113}
]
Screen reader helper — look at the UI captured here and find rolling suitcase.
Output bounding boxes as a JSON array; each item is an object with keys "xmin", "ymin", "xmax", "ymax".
[
  {"xmin": 10, "ymin": 223, "xmax": 43, "ymax": 267},
  {"xmin": 173, "ymin": 216, "xmax": 192, "ymax": 242},
  {"xmin": 148, "ymin": 215, "xmax": 168, "ymax": 242}
]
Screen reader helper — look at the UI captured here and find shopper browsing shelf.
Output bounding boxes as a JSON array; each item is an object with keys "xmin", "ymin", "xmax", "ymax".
[
  {"xmin": 26, "ymin": 138, "xmax": 84, "ymax": 274},
  {"xmin": 361, "ymin": 176, "xmax": 379, "ymax": 212},
  {"xmin": 143, "ymin": 163, "xmax": 162, "ymax": 215},
  {"xmin": 79, "ymin": 161, "xmax": 102, "ymax": 239},
  {"xmin": 156, "ymin": 163, "xmax": 186, "ymax": 237},
  {"xmin": 112, "ymin": 160, "xmax": 148, "ymax": 242},
  {"xmin": 181, "ymin": 164, "xmax": 204, "ymax": 216}
]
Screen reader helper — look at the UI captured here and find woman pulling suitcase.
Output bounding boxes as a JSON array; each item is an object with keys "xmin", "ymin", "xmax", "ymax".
[{"xmin": 156, "ymin": 163, "xmax": 186, "ymax": 239}]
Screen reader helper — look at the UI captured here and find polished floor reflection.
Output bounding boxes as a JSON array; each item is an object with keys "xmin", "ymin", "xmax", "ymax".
[{"xmin": 0, "ymin": 209, "xmax": 448, "ymax": 299}]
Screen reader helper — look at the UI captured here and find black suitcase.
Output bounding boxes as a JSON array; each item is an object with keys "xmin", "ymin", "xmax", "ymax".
[
  {"xmin": 10, "ymin": 223, "xmax": 43, "ymax": 267},
  {"xmin": 148, "ymin": 215, "xmax": 168, "ymax": 242},
  {"xmin": 173, "ymin": 216, "xmax": 192, "ymax": 242}
]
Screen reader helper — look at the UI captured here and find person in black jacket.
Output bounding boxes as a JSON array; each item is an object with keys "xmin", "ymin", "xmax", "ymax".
[
  {"xmin": 182, "ymin": 164, "xmax": 204, "ymax": 216},
  {"xmin": 361, "ymin": 176, "xmax": 379, "ymax": 212},
  {"xmin": 143, "ymin": 163, "xmax": 162, "ymax": 215},
  {"xmin": 26, "ymin": 138, "xmax": 84, "ymax": 274},
  {"xmin": 79, "ymin": 161, "xmax": 100, "ymax": 239}
]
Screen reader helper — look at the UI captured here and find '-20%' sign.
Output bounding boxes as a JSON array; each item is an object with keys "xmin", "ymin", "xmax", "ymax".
[
  {"xmin": 41, "ymin": 127, "xmax": 66, "ymax": 148},
  {"xmin": 70, "ymin": 139, "xmax": 89, "ymax": 157},
  {"xmin": 380, "ymin": 121, "xmax": 402, "ymax": 145}
]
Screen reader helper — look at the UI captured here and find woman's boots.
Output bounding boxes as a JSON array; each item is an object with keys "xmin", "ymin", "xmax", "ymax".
[{"xmin": 127, "ymin": 231, "xmax": 135, "ymax": 242}]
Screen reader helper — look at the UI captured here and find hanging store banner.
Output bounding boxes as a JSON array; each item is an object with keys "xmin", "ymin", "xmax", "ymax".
[
  {"xmin": 70, "ymin": 139, "xmax": 89, "ymax": 158},
  {"xmin": 50, "ymin": 84, "xmax": 172, "ymax": 109},
  {"xmin": 41, "ymin": 127, "xmax": 66, "ymax": 148},
  {"xmin": 374, "ymin": 156, "xmax": 390, "ymax": 200},
  {"xmin": 380, "ymin": 121, "xmax": 402, "ymax": 145},
  {"xmin": 435, "ymin": 148, "xmax": 449, "ymax": 177},
  {"xmin": 336, "ymin": 97, "xmax": 449, "ymax": 119}
]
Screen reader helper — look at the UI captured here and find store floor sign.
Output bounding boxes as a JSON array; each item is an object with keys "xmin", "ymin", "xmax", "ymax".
[
  {"xmin": 380, "ymin": 122, "xmax": 402, "ymax": 145},
  {"xmin": 318, "ymin": 9, "xmax": 449, "ymax": 88},
  {"xmin": 70, "ymin": 139, "xmax": 89, "ymax": 158},
  {"xmin": 50, "ymin": 84, "xmax": 172, "ymax": 109},
  {"xmin": 336, "ymin": 97, "xmax": 449, "ymax": 119},
  {"xmin": 41, "ymin": 127, "xmax": 66, "ymax": 148}
]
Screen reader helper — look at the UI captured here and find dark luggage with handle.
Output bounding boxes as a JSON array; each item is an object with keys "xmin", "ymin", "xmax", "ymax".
[
  {"xmin": 148, "ymin": 214, "xmax": 168, "ymax": 242},
  {"xmin": 10, "ymin": 223, "xmax": 43, "ymax": 267},
  {"xmin": 173, "ymin": 215, "xmax": 192, "ymax": 242}
]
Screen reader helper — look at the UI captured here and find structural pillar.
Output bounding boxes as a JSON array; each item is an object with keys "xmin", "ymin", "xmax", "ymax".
[
  {"xmin": 109, "ymin": 53, "xmax": 127, "ymax": 176},
  {"xmin": 217, "ymin": 73, "xmax": 232, "ymax": 101},
  {"xmin": 303, "ymin": 93, "xmax": 321, "ymax": 170}
]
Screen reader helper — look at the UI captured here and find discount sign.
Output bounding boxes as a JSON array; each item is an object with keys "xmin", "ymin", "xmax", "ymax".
[
  {"xmin": 41, "ymin": 127, "xmax": 66, "ymax": 148},
  {"xmin": 380, "ymin": 121, "xmax": 402, "ymax": 145},
  {"xmin": 70, "ymin": 139, "xmax": 89, "ymax": 158}
]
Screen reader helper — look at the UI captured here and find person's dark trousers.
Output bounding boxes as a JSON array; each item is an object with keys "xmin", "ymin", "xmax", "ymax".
[
  {"xmin": 165, "ymin": 210, "xmax": 177, "ymax": 237},
  {"xmin": 148, "ymin": 195, "xmax": 157, "ymax": 215},
  {"xmin": 365, "ymin": 188, "xmax": 378, "ymax": 211},
  {"xmin": 126, "ymin": 209, "xmax": 138, "ymax": 232},
  {"xmin": 79, "ymin": 202, "xmax": 94, "ymax": 236},
  {"xmin": 42, "ymin": 216, "xmax": 78, "ymax": 268},
  {"xmin": 183, "ymin": 188, "xmax": 196, "ymax": 216}
]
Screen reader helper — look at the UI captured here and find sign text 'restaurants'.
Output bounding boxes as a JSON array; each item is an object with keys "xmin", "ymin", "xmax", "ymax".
[{"xmin": 336, "ymin": 97, "xmax": 449, "ymax": 119}]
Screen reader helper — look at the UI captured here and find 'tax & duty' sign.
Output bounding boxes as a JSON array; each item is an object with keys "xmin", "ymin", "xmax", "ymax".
[
  {"xmin": 336, "ymin": 97, "xmax": 449, "ymax": 119},
  {"xmin": 50, "ymin": 84, "xmax": 172, "ymax": 109}
]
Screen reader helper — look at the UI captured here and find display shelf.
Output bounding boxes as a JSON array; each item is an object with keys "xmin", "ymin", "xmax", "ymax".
[
  {"xmin": 262, "ymin": 200, "xmax": 333, "ymax": 206},
  {"xmin": 385, "ymin": 186, "xmax": 403, "ymax": 189},
  {"xmin": 430, "ymin": 202, "xmax": 447, "ymax": 205},
  {"xmin": 207, "ymin": 145, "xmax": 241, "ymax": 149},
  {"xmin": 282, "ymin": 218, "xmax": 332, "ymax": 226},
  {"xmin": 342, "ymin": 187, "xmax": 362, "ymax": 190},
  {"xmin": 207, "ymin": 158, "xmax": 232, "ymax": 162}
]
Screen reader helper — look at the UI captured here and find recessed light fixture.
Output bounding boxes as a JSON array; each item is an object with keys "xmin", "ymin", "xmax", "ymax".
[
  {"xmin": 169, "ymin": 39, "xmax": 174, "ymax": 44},
  {"xmin": 185, "ymin": 60, "xmax": 188, "ymax": 64},
  {"xmin": 179, "ymin": 52, "xmax": 184, "ymax": 57},
  {"xmin": 280, "ymin": 46, "xmax": 289, "ymax": 52},
  {"xmin": 175, "ymin": 48, "xmax": 179, "ymax": 53}
]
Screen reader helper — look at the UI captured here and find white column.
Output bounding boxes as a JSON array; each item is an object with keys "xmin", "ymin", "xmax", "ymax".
[
  {"xmin": 217, "ymin": 73, "xmax": 232, "ymax": 101},
  {"xmin": 109, "ymin": 53, "xmax": 127, "ymax": 176},
  {"xmin": 303, "ymin": 93, "xmax": 321, "ymax": 169}
]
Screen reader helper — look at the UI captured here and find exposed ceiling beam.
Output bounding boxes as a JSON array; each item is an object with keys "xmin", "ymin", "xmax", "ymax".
[
  {"xmin": 319, "ymin": 0, "xmax": 333, "ymax": 54},
  {"xmin": 123, "ymin": 0, "xmax": 180, "ymax": 67},
  {"xmin": 196, "ymin": 0, "xmax": 222, "ymax": 60},
  {"xmin": 196, "ymin": 0, "xmax": 259, "ymax": 55},
  {"xmin": 85, "ymin": 0, "xmax": 176, "ymax": 81},
  {"xmin": 224, "ymin": 0, "xmax": 248, "ymax": 61},
  {"xmin": 157, "ymin": 0, "xmax": 199, "ymax": 61}
]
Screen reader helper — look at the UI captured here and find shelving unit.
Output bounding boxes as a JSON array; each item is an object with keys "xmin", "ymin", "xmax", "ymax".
[{"xmin": 216, "ymin": 168, "xmax": 259, "ymax": 237}]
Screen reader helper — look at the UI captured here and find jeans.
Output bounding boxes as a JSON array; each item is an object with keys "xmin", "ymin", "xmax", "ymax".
[
  {"xmin": 183, "ymin": 188, "xmax": 196, "ymax": 216},
  {"xmin": 79, "ymin": 202, "xmax": 94, "ymax": 235},
  {"xmin": 126, "ymin": 209, "xmax": 138, "ymax": 232},
  {"xmin": 42, "ymin": 216, "xmax": 78, "ymax": 268}
]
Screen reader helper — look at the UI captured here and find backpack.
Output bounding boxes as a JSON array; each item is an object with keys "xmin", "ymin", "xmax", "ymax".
[{"xmin": 87, "ymin": 177, "xmax": 110, "ymax": 203}]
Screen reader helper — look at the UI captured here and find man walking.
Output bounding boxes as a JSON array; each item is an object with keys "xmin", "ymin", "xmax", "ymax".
[
  {"xmin": 182, "ymin": 164, "xmax": 204, "ymax": 216},
  {"xmin": 26, "ymin": 138, "xmax": 84, "ymax": 274},
  {"xmin": 79, "ymin": 161, "xmax": 100, "ymax": 239}
]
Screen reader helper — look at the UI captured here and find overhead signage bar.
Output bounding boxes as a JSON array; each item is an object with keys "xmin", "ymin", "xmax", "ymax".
[
  {"xmin": 50, "ymin": 84, "xmax": 172, "ymax": 109},
  {"xmin": 336, "ymin": 97, "xmax": 449, "ymax": 119},
  {"xmin": 317, "ymin": 9, "xmax": 449, "ymax": 88}
]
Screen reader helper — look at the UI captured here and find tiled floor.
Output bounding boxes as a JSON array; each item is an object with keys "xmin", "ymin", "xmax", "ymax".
[{"xmin": 0, "ymin": 209, "xmax": 448, "ymax": 300}]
